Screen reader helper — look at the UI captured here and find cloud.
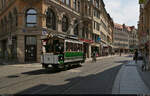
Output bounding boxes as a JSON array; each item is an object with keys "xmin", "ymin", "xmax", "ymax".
[{"xmin": 104, "ymin": 0, "xmax": 139, "ymax": 27}]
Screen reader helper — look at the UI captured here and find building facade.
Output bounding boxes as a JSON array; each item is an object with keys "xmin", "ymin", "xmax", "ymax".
[
  {"xmin": 138, "ymin": 0, "xmax": 150, "ymax": 70},
  {"xmin": 0, "ymin": 0, "xmax": 114, "ymax": 63},
  {"xmin": 129, "ymin": 26, "xmax": 138, "ymax": 51},
  {"xmin": 113, "ymin": 23, "xmax": 129, "ymax": 54}
]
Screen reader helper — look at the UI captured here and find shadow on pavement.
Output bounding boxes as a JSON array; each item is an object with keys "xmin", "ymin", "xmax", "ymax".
[
  {"xmin": 115, "ymin": 60, "xmax": 129, "ymax": 64},
  {"xmin": 21, "ymin": 67, "xmax": 61, "ymax": 75},
  {"xmin": 21, "ymin": 65, "xmax": 82, "ymax": 75},
  {"xmin": 16, "ymin": 64, "xmax": 123, "ymax": 94}
]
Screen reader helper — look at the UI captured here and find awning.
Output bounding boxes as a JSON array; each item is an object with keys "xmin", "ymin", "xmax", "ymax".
[
  {"xmin": 91, "ymin": 43, "xmax": 100, "ymax": 47},
  {"xmin": 65, "ymin": 39, "xmax": 83, "ymax": 44}
]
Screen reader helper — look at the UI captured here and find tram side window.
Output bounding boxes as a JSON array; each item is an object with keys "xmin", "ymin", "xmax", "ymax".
[
  {"xmin": 66, "ymin": 42, "xmax": 69, "ymax": 51},
  {"xmin": 44, "ymin": 39, "xmax": 53, "ymax": 53}
]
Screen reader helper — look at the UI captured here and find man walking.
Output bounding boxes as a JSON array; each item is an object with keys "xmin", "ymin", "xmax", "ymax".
[{"xmin": 134, "ymin": 49, "xmax": 138, "ymax": 63}]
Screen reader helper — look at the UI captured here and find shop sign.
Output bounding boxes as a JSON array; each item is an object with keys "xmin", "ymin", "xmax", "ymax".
[
  {"xmin": 97, "ymin": 37, "xmax": 101, "ymax": 41},
  {"xmin": 79, "ymin": 38, "xmax": 93, "ymax": 43},
  {"xmin": 22, "ymin": 29, "xmax": 26, "ymax": 32},
  {"xmin": 8, "ymin": 36, "xmax": 12, "ymax": 45},
  {"xmin": 42, "ymin": 29, "xmax": 48, "ymax": 35}
]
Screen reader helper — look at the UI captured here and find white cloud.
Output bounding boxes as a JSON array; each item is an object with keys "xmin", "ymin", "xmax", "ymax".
[{"xmin": 104, "ymin": 0, "xmax": 139, "ymax": 27}]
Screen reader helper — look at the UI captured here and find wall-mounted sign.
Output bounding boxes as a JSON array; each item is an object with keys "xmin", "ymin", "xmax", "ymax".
[
  {"xmin": 8, "ymin": 36, "xmax": 12, "ymax": 45},
  {"xmin": 42, "ymin": 29, "xmax": 48, "ymax": 35}
]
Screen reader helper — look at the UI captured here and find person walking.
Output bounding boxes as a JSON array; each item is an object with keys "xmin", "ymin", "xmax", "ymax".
[
  {"xmin": 92, "ymin": 51, "xmax": 96, "ymax": 62},
  {"xmin": 134, "ymin": 49, "xmax": 138, "ymax": 63}
]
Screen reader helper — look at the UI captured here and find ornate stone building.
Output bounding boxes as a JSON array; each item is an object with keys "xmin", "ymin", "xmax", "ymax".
[
  {"xmin": 138, "ymin": 0, "xmax": 150, "ymax": 70},
  {"xmin": 129, "ymin": 26, "xmax": 138, "ymax": 50},
  {"xmin": 113, "ymin": 23, "xmax": 129, "ymax": 54},
  {"xmin": 0, "ymin": 0, "xmax": 114, "ymax": 63}
]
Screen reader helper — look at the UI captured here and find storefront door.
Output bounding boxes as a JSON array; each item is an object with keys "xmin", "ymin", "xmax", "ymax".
[{"xmin": 25, "ymin": 36, "xmax": 37, "ymax": 62}]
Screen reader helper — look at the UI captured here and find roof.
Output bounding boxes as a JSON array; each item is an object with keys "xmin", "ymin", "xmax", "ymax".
[
  {"xmin": 114, "ymin": 23, "xmax": 135, "ymax": 32},
  {"xmin": 114, "ymin": 23, "xmax": 123, "ymax": 29}
]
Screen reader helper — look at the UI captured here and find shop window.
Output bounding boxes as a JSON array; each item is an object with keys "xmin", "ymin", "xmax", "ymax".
[
  {"xmin": 46, "ymin": 8, "xmax": 56, "ymax": 30},
  {"xmin": 26, "ymin": 9, "xmax": 37, "ymax": 27},
  {"xmin": 62, "ymin": 15, "xmax": 69, "ymax": 32}
]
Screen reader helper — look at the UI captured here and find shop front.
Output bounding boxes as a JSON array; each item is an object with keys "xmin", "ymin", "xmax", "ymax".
[
  {"xmin": 25, "ymin": 36, "xmax": 37, "ymax": 62},
  {"xmin": 79, "ymin": 38, "xmax": 93, "ymax": 59},
  {"xmin": 91, "ymin": 43, "xmax": 100, "ymax": 57},
  {"xmin": 101, "ymin": 42, "xmax": 109, "ymax": 56}
]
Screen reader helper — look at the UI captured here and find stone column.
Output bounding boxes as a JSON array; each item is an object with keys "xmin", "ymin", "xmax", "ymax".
[
  {"xmin": 69, "ymin": 19, "xmax": 74, "ymax": 35},
  {"xmin": 17, "ymin": 35, "xmax": 25, "ymax": 63},
  {"xmin": 57, "ymin": 15, "xmax": 62, "ymax": 33},
  {"xmin": 37, "ymin": 35, "xmax": 42, "ymax": 63},
  {"xmin": 78, "ymin": 22, "xmax": 83, "ymax": 38}
]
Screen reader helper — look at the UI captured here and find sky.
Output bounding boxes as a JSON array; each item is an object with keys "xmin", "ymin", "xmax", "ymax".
[{"xmin": 103, "ymin": 0, "xmax": 139, "ymax": 28}]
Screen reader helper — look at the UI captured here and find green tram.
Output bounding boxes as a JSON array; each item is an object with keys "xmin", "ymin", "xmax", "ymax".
[{"xmin": 41, "ymin": 35, "xmax": 85, "ymax": 70}]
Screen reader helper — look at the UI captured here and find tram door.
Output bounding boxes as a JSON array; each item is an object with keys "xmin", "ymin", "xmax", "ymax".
[{"xmin": 25, "ymin": 36, "xmax": 37, "ymax": 62}]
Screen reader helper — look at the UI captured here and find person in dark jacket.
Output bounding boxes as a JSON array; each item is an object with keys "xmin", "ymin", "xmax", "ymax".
[{"xmin": 134, "ymin": 49, "xmax": 138, "ymax": 63}]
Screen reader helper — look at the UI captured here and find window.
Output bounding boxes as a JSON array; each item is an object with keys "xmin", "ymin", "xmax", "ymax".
[
  {"xmin": 95, "ymin": 0, "xmax": 99, "ymax": 8},
  {"xmin": 62, "ymin": 15, "xmax": 69, "ymax": 32},
  {"xmin": 4, "ymin": 16, "xmax": 7, "ymax": 33},
  {"xmin": 26, "ymin": 9, "xmax": 37, "ymax": 27},
  {"xmin": 62, "ymin": 0, "xmax": 65, "ymax": 3},
  {"xmin": 96, "ymin": 22, "xmax": 99, "ymax": 31},
  {"xmin": 13, "ymin": 8, "xmax": 18, "ymax": 26},
  {"xmin": 9, "ymin": 12, "xmax": 13, "ymax": 32},
  {"xmin": 66, "ymin": 0, "xmax": 70, "ymax": 5},
  {"xmin": 46, "ymin": 8, "xmax": 56, "ymax": 30},
  {"xmin": 78, "ymin": 0, "xmax": 80, "ymax": 12},
  {"xmin": 94, "ymin": 21, "xmax": 96, "ymax": 29},
  {"xmin": 73, "ymin": 0, "xmax": 77, "ymax": 10}
]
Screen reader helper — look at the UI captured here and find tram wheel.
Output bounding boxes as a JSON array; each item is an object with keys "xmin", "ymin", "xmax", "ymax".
[
  {"xmin": 52, "ymin": 65, "xmax": 61, "ymax": 72},
  {"xmin": 42, "ymin": 64, "xmax": 49, "ymax": 69},
  {"xmin": 61, "ymin": 65, "xmax": 67, "ymax": 71}
]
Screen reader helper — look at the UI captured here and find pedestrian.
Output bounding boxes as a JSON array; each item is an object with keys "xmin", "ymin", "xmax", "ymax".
[
  {"xmin": 134, "ymin": 49, "xmax": 138, "ymax": 63},
  {"xmin": 92, "ymin": 51, "xmax": 96, "ymax": 62}
]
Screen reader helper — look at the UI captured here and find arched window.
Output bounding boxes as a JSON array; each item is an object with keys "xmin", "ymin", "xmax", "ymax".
[
  {"xmin": 46, "ymin": 8, "xmax": 56, "ymax": 30},
  {"xmin": 13, "ymin": 8, "xmax": 18, "ymax": 27},
  {"xmin": 26, "ymin": 9, "xmax": 37, "ymax": 27},
  {"xmin": 62, "ymin": 15, "xmax": 69, "ymax": 32},
  {"xmin": 74, "ymin": 20, "xmax": 79, "ymax": 35},
  {"xmin": 95, "ymin": 0, "xmax": 99, "ymax": 8}
]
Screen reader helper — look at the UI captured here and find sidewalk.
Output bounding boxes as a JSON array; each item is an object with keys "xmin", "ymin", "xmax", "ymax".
[
  {"xmin": 137, "ymin": 60, "xmax": 150, "ymax": 92},
  {"xmin": 112, "ymin": 60, "xmax": 150, "ymax": 94},
  {"xmin": 85, "ymin": 54, "xmax": 128, "ymax": 63}
]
